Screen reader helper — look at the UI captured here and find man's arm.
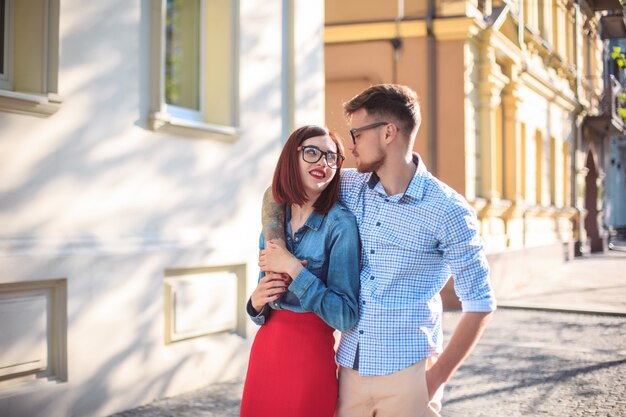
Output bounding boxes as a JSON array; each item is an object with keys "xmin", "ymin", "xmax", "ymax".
[
  {"xmin": 426, "ymin": 311, "xmax": 493, "ymax": 397},
  {"xmin": 262, "ymin": 187, "xmax": 286, "ymax": 244},
  {"xmin": 427, "ymin": 192, "xmax": 496, "ymax": 397}
]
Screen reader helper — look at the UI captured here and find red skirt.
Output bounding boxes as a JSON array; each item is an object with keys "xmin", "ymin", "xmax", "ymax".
[{"xmin": 240, "ymin": 310, "xmax": 338, "ymax": 417}]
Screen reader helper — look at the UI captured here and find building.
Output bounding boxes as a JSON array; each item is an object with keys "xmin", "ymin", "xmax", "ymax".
[
  {"xmin": 0, "ymin": 1, "xmax": 324, "ymax": 416},
  {"xmin": 588, "ymin": 29, "xmax": 626, "ymax": 250},
  {"xmin": 324, "ymin": 0, "xmax": 615, "ymax": 300}
]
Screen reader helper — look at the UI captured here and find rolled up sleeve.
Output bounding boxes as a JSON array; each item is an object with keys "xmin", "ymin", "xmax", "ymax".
[{"xmin": 438, "ymin": 196, "xmax": 497, "ymax": 313}]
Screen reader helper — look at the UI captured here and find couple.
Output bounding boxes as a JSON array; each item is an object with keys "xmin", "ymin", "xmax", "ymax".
[{"xmin": 240, "ymin": 84, "xmax": 497, "ymax": 417}]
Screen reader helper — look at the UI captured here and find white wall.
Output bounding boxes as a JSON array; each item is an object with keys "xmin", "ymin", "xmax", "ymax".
[{"xmin": 0, "ymin": 0, "xmax": 324, "ymax": 416}]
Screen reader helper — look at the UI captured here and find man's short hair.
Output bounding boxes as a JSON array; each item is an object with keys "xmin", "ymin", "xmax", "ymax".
[{"xmin": 344, "ymin": 84, "xmax": 421, "ymax": 136}]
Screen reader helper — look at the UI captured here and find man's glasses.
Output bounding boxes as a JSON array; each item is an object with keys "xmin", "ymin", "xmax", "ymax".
[
  {"xmin": 349, "ymin": 121, "xmax": 389, "ymax": 144},
  {"xmin": 297, "ymin": 145, "xmax": 345, "ymax": 169}
]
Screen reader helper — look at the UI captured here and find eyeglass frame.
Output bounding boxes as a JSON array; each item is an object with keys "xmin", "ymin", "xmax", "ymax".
[
  {"xmin": 349, "ymin": 121, "xmax": 390, "ymax": 145},
  {"xmin": 297, "ymin": 145, "xmax": 345, "ymax": 169}
]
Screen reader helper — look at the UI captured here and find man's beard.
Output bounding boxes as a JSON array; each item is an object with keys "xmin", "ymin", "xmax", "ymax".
[{"xmin": 356, "ymin": 152, "xmax": 385, "ymax": 173}]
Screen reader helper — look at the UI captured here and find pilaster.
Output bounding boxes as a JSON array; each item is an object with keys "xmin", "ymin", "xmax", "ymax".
[
  {"xmin": 478, "ymin": 43, "xmax": 508, "ymax": 201},
  {"xmin": 501, "ymin": 75, "xmax": 523, "ymax": 203}
]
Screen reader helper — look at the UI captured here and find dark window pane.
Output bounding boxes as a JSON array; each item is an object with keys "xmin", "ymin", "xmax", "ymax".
[
  {"xmin": 165, "ymin": 0, "xmax": 200, "ymax": 110},
  {"xmin": 0, "ymin": 0, "xmax": 5, "ymax": 74}
]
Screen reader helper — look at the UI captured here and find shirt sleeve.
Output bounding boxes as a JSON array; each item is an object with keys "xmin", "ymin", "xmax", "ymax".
[
  {"xmin": 246, "ymin": 231, "xmax": 272, "ymax": 325},
  {"xmin": 288, "ymin": 212, "xmax": 361, "ymax": 332},
  {"xmin": 438, "ymin": 195, "xmax": 497, "ymax": 312},
  {"xmin": 339, "ymin": 169, "xmax": 364, "ymax": 213}
]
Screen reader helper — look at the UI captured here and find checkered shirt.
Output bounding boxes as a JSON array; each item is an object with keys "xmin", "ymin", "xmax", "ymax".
[{"xmin": 336, "ymin": 155, "xmax": 497, "ymax": 376}]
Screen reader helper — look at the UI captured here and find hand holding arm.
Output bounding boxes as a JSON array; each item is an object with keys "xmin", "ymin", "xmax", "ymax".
[{"xmin": 259, "ymin": 241, "xmax": 304, "ymax": 279}]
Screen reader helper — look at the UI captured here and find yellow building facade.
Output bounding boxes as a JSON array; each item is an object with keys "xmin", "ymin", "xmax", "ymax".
[{"xmin": 324, "ymin": 0, "xmax": 607, "ymax": 298}]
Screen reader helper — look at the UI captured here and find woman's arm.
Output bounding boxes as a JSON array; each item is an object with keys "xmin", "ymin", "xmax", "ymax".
[
  {"xmin": 262, "ymin": 188, "xmax": 286, "ymax": 245},
  {"xmin": 260, "ymin": 214, "xmax": 360, "ymax": 332},
  {"xmin": 247, "ymin": 233, "xmax": 289, "ymax": 326},
  {"xmin": 293, "ymin": 215, "xmax": 360, "ymax": 332}
]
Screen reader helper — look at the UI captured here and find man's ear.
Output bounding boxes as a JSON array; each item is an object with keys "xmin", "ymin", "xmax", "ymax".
[{"xmin": 384, "ymin": 123, "xmax": 399, "ymax": 144}]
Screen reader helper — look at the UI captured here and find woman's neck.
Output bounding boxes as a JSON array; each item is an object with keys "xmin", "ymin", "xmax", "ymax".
[{"xmin": 290, "ymin": 202, "xmax": 315, "ymax": 234}]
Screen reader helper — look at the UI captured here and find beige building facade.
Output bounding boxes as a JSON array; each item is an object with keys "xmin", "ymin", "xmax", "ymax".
[
  {"xmin": 0, "ymin": 1, "xmax": 325, "ymax": 416},
  {"xmin": 324, "ymin": 0, "xmax": 608, "ymax": 298}
]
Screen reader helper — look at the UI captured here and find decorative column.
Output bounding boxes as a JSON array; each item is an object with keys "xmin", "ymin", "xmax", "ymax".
[
  {"xmin": 476, "ymin": 40, "xmax": 511, "ymax": 252},
  {"xmin": 478, "ymin": 43, "xmax": 508, "ymax": 201},
  {"xmin": 501, "ymin": 72, "xmax": 526, "ymax": 249},
  {"xmin": 501, "ymin": 74, "xmax": 523, "ymax": 203}
]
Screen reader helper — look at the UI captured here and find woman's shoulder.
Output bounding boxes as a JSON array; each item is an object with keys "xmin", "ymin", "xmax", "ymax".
[{"xmin": 326, "ymin": 203, "xmax": 357, "ymax": 225}]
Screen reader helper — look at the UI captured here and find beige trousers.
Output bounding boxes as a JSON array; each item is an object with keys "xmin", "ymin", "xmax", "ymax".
[{"xmin": 336, "ymin": 358, "xmax": 444, "ymax": 417}]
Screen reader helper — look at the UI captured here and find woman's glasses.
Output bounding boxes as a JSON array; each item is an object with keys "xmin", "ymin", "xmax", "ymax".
[{"xmin": 297, "ymin": 145, "xmax": 344, "ymax": 169}]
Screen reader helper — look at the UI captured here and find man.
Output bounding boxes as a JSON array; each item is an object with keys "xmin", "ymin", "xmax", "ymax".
[{"xmin": 261, "ymin": 84, "xmax": 496, "ymax": 416}]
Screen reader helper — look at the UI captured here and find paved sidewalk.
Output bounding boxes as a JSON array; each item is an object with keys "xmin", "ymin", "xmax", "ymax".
[
  {"xmin": 110, "ymin": 250, "xmax": 626, "ymax": 417},
  {"xmin": 497, "ymin": 250, "xmax": 626, "ymax": 315}
]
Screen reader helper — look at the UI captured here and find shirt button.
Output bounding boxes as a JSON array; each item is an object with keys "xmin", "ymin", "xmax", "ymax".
[
  {"xmin": 376, "ymin": 222, "xmax": 381, "ymax": 226},
  {"xmin": 362, "ymin": 301, "xmax": 366, "ymax": 305},
  {"xmin": 359, "ymin": 330, "xmax": 364, "ymax": 334},
  {"xmin": 370, "ymin": 276, "xmax": 375, "ymax": 280},
  {"xmin": 294, "ymin": 237, "xmax": 299, "ymax": 242},
  {"xmin": 384, "ymin": 198, "xmax": 389, "ymax": 202}
]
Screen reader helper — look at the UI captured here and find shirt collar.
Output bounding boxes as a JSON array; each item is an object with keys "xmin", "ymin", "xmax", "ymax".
[
  {"xmin": 285, "ymin": 205, "xmax": 325, "ymax": 231},
  {"xmin": 366, "ymin": 153, "xmax": 428, "ymax": 202}
]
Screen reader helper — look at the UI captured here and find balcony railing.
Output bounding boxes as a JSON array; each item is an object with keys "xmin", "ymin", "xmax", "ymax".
[{"xmin": 583, "ymin": 75, "xmax": 626, "ymax": 136}]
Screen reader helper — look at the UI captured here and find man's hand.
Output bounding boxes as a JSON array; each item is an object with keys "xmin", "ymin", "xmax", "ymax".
[{"xmin": 425, "ymin": 311, "xmax": 493, "ymax": 398}]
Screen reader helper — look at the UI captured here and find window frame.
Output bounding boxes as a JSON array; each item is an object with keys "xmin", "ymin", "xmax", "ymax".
[
  {"xmin": 0, "ymin": 0, "xmax": 12, "ymax": 90},
  {"xmin": 0, "ymin": 0, "xmax": 61, "ymax": 117},
  {"xmin": 149, "ymin": 0, "xmax": 240, "ymax": 141}
]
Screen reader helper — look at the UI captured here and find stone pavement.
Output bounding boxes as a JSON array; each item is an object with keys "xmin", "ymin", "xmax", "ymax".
[
  {"xmin": 496, "ymin": 250, "xmax": 626, "ymax": 315},
  {"xmin": 110, "ymin": 250, "xmax": 626, "ymax": 417}
]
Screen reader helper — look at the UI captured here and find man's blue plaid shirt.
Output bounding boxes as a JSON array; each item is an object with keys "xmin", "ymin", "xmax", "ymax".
[{"xmin": 336, "ymin": 155, "xmax": 497, "ymax": 376}]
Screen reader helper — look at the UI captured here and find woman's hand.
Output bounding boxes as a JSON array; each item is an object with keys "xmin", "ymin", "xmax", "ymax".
[
  {"xmin": 250, "ymin": 273, "xmax": 289, "ymax": 313},
  {"xmin": 259, "ymin": 240, "xmax": 304, "ymax": 279}
]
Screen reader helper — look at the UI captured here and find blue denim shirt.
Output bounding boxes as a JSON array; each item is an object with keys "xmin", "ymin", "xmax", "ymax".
[{"xmin": 247, "ymin": 203, "xmax": 360, "ymax": 332}]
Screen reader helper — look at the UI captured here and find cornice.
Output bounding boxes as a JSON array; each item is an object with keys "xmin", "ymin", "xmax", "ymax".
[
  {"xmin": 432, "ymin": 16, "xmax": 485, "ymax": 41},
  {"xmin": 325, "ymin": 20, "xmax": 426, "ymax": 44},
  {"xmin": 324, "ymin": 16, "xmax": 485, "ymax": 44}
]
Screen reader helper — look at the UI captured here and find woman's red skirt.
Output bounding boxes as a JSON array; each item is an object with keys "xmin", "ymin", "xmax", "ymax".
[{"xmin": 240, "ymin": 309, "xmax": 338, "ymax": 417}]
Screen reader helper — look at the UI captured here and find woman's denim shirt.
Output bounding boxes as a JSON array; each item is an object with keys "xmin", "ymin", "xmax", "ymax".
[{"xmin": 247, "ymin": 203, "xmax": 360, "ymax": 333}]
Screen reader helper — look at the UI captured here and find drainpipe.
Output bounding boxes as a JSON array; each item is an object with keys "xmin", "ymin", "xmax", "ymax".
[
  {"xmin": 427, "ymin": 0, "xmax": 438, "ymax": 176},
  {"xmin": 573, "ymin": 0, "xmax": 584, "ymax": 256},
  {"xmin": 281, "ymin": 0, "xmax": 295, "ymax": 142},
  {"xmin": 391, "ymin": 0, "xmax": 404, "ymax": 83}
]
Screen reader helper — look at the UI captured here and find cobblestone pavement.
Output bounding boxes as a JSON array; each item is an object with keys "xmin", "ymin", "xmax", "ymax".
[
  {"xmin": 111, "ymin": 309, "xmax": 626, "ymax": 417},
  {"xmin": 441, "ymin": 310, "xmax": 626, "ymax": 417}
]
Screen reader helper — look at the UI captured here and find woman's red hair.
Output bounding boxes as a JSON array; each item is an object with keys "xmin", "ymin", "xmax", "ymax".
[{"xmin": 272, "ymin": 125, "xmax": 344, "ymax": 215}]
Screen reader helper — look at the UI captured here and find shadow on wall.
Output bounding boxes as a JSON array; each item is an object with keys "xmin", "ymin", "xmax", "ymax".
[{"xmin": 0, "ymin": 0, "xmax": 323, "ymax": 415}]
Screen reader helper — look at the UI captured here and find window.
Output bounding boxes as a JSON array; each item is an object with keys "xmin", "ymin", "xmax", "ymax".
[
  {"xmin": 0, "ymin": 0, "xmax": 10, "ymax": 90},
  {"xmin": 0, "ymin": 0, "xmax": 61, "ymax": 117},
  {"xmin": 165, "ymin": 0, "xmax": 201, "ymax": 119},
  {"xmin": 0, "ymin": 279, "xmax": 67, "ymax": 389},
  {"xmin": 495, "ymin": 102, "xmax": 503, "ymax": 198},
  {"xmin": 535, "ymin": 130, "xmax": 543, "ymax": 205},
  {"xmin": 550, "ymin": 136, "xmax": 558, "ymax": 206},
  {"xmin": 562, "ymin": 140, "xmax": 570, "ymax": 207},
  {"xmin": 149, "ymin": 0, "xmax": 240, "ymax": 140},
  {"xmin": 520, "ymin": 123, "xmax": 527, "ymax": 200}
]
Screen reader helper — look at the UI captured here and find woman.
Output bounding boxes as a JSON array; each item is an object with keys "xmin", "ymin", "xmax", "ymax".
[{"xmin": 240, "ymin": 125, "xmax": 360, "ymax": 417}]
